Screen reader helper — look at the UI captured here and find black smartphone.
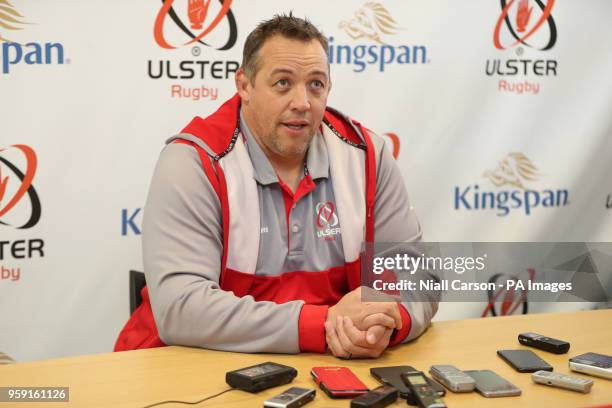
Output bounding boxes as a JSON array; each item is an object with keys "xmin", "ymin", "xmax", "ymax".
[
  {"xmin": 497, "ymin": 349, "xmax": 553, "ymax": 373},
  {"xmin": 350, "ymin": 385, "xmax": 398, "ymax": 408},
  {"xmin": 370, "ymin": 365, "xmax": 445, "ymax": 404}
]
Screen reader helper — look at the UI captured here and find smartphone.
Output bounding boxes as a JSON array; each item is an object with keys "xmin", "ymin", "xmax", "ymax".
[
  {"xmin": 370, "ymin": 366, "xmax": 445, "ymax": 404},
  {"xmin": 429, "ymin": 365, "xmax": 476, "ymax": 392},
  {"xmin": 350, "ymin": 385, "xmax": 398, "ymax": 408},
  {"xmin": 569, "ymin": 352, "xmax": 612, "ymax": 380},
  {"xmin": 464, "ymin": 370, "xmax": 521, "ymax": 398},
  {"xmin": 264, "ymin": 387, "xmax": 316, "ymax": 408},
  {"xmin": 497, "ymin": 349, "xmax": 553, "ymax": 373},
  {"xmin": 311, "ymin": 366, "xmax": 368, "ymax": 398}
]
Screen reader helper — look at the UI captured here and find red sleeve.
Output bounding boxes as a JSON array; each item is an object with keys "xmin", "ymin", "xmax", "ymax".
[
  {"xmin": 298, "ymin": 304, "xmax": 329, "ymax": 353},
  {"xmin": 388, "ymin": 304, "xmax": 411, "ymax": 346}
]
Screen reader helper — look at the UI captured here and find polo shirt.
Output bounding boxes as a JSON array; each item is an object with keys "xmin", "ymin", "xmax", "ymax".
[
  {"xmin": 139, "ymin": 106, "xmax": 437, "ymax": 354},
  {"xmin": 240, "ymin": 114, "xmax": 345, "ymax": 275}
]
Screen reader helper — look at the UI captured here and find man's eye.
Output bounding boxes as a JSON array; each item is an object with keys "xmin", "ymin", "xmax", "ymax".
[
  {"xmin": 311, "ymin": 80, "xmax": 325, "ymax": 89},
  {"xmin": 276, "ymin": 79, "xmax": 290, "ymax": 88}
]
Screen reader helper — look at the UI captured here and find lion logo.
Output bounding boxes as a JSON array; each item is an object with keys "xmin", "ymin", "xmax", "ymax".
[
  {"xmin": 483, "ymin": 152, "xmax": 540, "ymax": 190},
  {"xmin": 0, "ymin": 0, "xmax": 28, "ymax": 43},
  {"xmin": 339, "ymin": 2, "xmax": 401, "ymax": 44},
  {"xmin": 0, "ymin": 351, "xmax": 14, "ymax": 364}
]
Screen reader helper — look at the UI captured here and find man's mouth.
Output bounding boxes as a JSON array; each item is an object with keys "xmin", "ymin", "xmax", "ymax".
[{"xmin": 282, "ymin": 120, "xmax": 309, "ymax": 131}]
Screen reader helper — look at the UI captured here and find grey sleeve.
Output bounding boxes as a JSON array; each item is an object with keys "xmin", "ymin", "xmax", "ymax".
[
  {"xmin": 371, "ymin": 135, "xmax": 439, "ymax": 342},
  {"xmin": 142, "ymin": 143, "xmax": 304, "ymax": 353}
]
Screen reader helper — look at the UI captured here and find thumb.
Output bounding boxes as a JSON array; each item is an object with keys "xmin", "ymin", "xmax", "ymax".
[{"xmin": 366, "ymin": 325, "xmax": 386, "ymax": 345}]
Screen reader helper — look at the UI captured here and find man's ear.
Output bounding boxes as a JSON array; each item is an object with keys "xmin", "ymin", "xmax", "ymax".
[{"xmin": 235, "ymin": 67, "xmax": 252, "ymax": 103}]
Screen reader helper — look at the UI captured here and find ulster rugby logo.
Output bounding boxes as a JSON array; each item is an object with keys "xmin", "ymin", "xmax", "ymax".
[
  {"xmin": 383, "ymin": 132, "xmax": 400, "ymax": 159},
  {"xmin": 486, "ymin": 0, "xmax": 558, "ymax": 95},
  {"xmin": 154, "ymin": 0, "xmax": 237, "ymax": 50},
  {"xmin": 0, "ymin": 145, "xmax": 41, "ymax": 229},
  {"xmin": 493, "ymin": 0, "xmax": 557, "ymax": 50},
  {"xmin": 316, "ymin": 202, "xmax": 338, "ymax": 228},
  {"xmin": 339, "ymin": 2, "xmax": 400, "ymax": 45},
  {"xmin": 315, "ymin": 202, "xmax": 340, "ymax": 240},
  {"xmin": 148, "ymin": 0, "xmax": 239, "ymax": 101}
]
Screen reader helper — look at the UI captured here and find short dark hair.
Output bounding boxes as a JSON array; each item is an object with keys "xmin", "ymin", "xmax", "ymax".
[{"xmin": 242, "ymin": 13, "xmax": 329, "ymax": 82}]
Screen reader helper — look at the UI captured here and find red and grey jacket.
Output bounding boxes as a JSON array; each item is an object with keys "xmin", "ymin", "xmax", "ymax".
[{"xmin": 115, "ymin": 94, "xmax": 434, "ymax": 353}]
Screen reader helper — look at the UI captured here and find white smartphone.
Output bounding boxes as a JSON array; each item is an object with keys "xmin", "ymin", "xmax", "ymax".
[{"xmin": 569, "ymin": 352, "xmax": 612, "ymax": 380}]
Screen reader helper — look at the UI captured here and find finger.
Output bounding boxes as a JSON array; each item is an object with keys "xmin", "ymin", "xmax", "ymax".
[
  {"xmin": 325, "ymin": 321, "xmax": 344, "ymax": 357},
  {"xmin": 325, "ymin": 321, "xmax": 349, "ymax": 358},
  {"xmin": 365, "ymin": 324, "xmax": 387, "ymax": 345},
  {"xmin": 361, "ymin": 313, "xmax": 396, "ymax": 330},
  {"xmin": 341, "ymin": 316, "xmax": 371, "ymax": 348},
  {"xmin": 337, "ymin": 316, "xmax": 376, "ymax": 357},
  {"xmin": 325, "ymin": 321, "xmax": 343, "ymax": 357},
  {"xmin": 343, "ymin": 318, "xmax": 386, "ymax": 348},
  {"xmin": 369, "ymin": 328, "xmax": 394, "ymax": 358},
  {"xmin": 361, "ymin": 302, "xmax": 402, "ymax": 330},
  {"xmin": 381, "ymin": 327, "xmax": 393, "ymax": 344}
]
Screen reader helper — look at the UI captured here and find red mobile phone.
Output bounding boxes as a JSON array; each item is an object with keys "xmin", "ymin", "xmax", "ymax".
[{"xmin": 311, "ymin": 366, "xmax": 369, "ymax": 399}]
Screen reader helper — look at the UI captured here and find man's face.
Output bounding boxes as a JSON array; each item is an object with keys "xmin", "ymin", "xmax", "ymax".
[{"xmin": 237, "ymin": 36, "xmax": 331, "ymax": 160}]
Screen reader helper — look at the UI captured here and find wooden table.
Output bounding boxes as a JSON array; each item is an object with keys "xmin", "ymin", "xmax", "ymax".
[{"xmin": 1, "ymin": 309, "xmax": 611, "ymax": 407}]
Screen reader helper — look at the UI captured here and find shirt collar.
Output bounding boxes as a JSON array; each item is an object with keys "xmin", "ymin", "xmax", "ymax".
[
  {"xmin": 240, "ymin": 111, "xmax": 329, "ymax": 185},
  {"xmin": 306, "ymin": 126, "xmax": 330, "ymax": 181},
  {"xmin": 241, "ymin": 113, "xmax": 277, "ymax": 185}
]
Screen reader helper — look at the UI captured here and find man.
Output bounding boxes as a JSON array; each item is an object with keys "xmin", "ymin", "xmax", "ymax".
[{"xmin": 115, "ymin": 14, "xmax": 437, "ymax": 358}]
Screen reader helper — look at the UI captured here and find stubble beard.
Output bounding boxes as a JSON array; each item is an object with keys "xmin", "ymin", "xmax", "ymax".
[{"xmin": 268, "ymin": 129, "xmax": 314, "ymax": 157}]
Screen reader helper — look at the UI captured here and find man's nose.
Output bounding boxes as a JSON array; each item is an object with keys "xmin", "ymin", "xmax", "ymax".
[{"xmin": 289, "ymin": 85, "xmax": 310, "ymax": 112}]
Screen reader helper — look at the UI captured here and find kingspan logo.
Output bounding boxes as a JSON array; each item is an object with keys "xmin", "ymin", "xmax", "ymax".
[
  {"xmin": 330, "ymin": 2, "xmax": 429, "ymax": 73},
  {"xmin": 454, "ymin": 153, "xmax": 569, "ymax": 216},
  {"xmin": 149, "ymin": 0, "xmax": 239, "ymax": 101},
  {"xmin": 0, "ymin": 2, "xmax": 68, "ymax": 75}
]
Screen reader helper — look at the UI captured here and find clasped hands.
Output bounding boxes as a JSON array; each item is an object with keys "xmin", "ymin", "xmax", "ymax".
[{"xmin": 325, "ymin": 286, "xmax": 402, "ymax": 359}]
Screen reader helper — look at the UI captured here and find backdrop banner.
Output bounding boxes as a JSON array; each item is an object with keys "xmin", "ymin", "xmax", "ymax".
[{"xmin": 1, "ymin": 0, "xmax": 611, "ymax": 361}]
